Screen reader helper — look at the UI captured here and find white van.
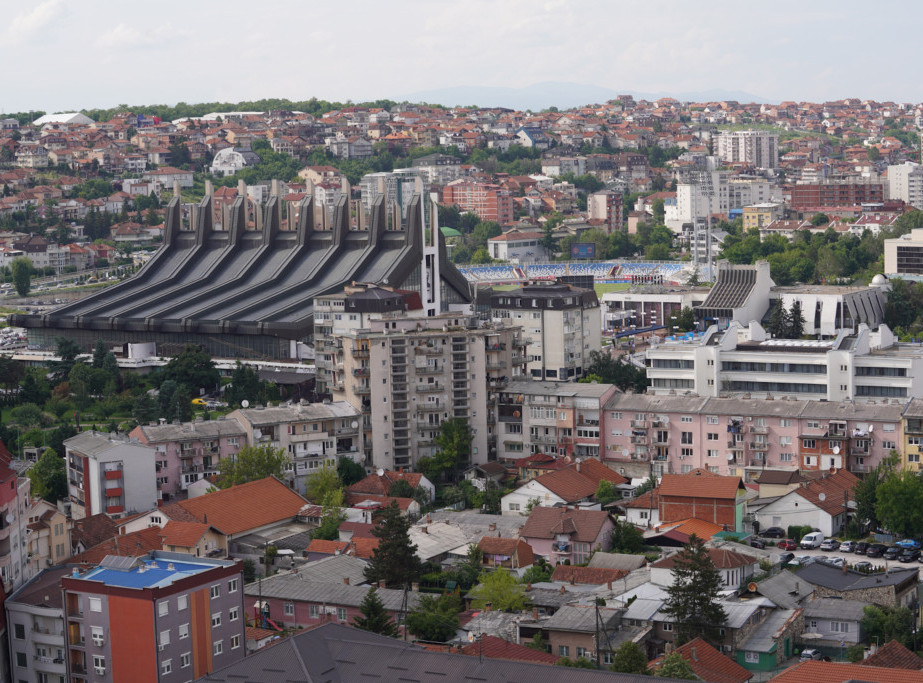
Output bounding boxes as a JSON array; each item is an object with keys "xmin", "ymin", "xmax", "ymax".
[{"xmin": 800, "ymin": 531, "xmax": 824, "ymax": 549}]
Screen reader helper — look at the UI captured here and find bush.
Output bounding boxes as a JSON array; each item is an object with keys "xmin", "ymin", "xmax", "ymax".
[{"xmin": 787, "ymin": 525, "xmax": 813, "ymax": 542}]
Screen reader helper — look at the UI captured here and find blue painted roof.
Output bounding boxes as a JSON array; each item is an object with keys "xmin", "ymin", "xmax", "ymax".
[{"xmin": 79, "ymin": 559, "xmax": 215, "ymax": 590}]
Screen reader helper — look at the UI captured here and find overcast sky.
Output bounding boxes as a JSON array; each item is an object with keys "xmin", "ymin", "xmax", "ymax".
[{"xmin": 2, "ymin": 0, "xmax": 918, "ymax": 113}]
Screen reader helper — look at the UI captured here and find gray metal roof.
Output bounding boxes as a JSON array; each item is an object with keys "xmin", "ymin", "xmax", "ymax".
[
  {"xmin": 795, "ymin": 563, "xmax": 918, "ymax": 592},
  {"xmin": 542, "ymin": 604, "xmax": 620, "ymax": 632},
  {"xmin": 243, "ymin": 576, "xmax": 418, "ymax": 611},
  {"xmin": 231, "ymin": 401, "xmax": 360, "ymax": 427},
  {"xmin": 418, "ymin": 510, "xmax": 525, "ymax": 544},
  {"xmin": 755, "ymin": 570, "xmax": 814, "ymax": 609},
  {"xmin": 803, "ymin": 597, "xmax": 868, "ymax": 621},
  {"xmin": 587, "ymin": 553, "xmax": 647, "ymax": 572},
  {"xmin": 503, "ymin": 380, "xmax": 616, "ymax": 399},
  {"xmin": 295, "ymin": 554, "xmax": 370, "ymax": 586},
  {"xmin": 738, "ymin": 608, "xmax": 798, "ymax": 653}
]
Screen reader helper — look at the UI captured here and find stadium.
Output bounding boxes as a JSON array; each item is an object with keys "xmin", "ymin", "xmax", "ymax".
[
  {"xmin": 12, "ymin": 184, "xmax": 472, "ymax": 360},
  {"xmin": 456, "ymin": 260, "xmax": 696, "ymax": 286}
]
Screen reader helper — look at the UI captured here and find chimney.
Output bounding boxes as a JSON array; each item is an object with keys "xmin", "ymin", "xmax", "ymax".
[
  {"xmin": 691, "ymin": 646, "xmax": 698, "ymax": 661},
  {"xmin": 379, "ymin": 580, "xmax": 386, "ymax": 589},
  {"xmin": 426, "ymin": 514, "xmax": 432, "ymax": 524},
  {"xmin": 488, "ymin": 523, "xmax": 496, "ymax": 532},
  {"xmin": 525, "ymin": 583, "xmax": 532, "ymax": 592},
  {"xmin": 559, "ymin": 584, "xmax": 566, "ymax": 594},
  {"xmin": 421, "ymin": 526, "xmax": 428, "ymax": 534},
  {"xmin": 607, "ymin": 581, "xmax": 612, "ymax": 590},
  {"xmin": 343, "ymin": 577, "xmax": 350, "ymax": 585},
  {"xmin": 412, "ymin": 582, "xmax": 420, "ymax": 592},
  {"xmin": 532, "ymin": 608, "xmax": 539, "ymax": 620}
]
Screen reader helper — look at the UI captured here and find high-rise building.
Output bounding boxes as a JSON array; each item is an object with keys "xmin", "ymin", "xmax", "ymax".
[
  {"xmin": 442, "ymin": 180, "xmax": 514, "ymax": 225},
  {"xmin": 587, "ymin": 190, "xmax": 624, "ymax": 233},
  {"xmin": 715, "ymin": 130, "xmax": 779, "ymax": 169},
  {"xmin": 61, "ymin": 552, "xmax": 245, "ymax": 682},
  {"xmin": 887, "ymin": 162, "xmax": 923, "ymax": 209}
]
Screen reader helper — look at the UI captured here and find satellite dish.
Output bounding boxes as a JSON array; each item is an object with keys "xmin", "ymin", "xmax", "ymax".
[
  {"xmin": 241, "ymin": 400, "xmax": 250, "ymax": 408},
  {"xmin": 818, "ymin": 492, "xmax": 826, "ymax": 502},
  {"xmin": 351, "ymin": 421, "xmax": 359, "ymax": 429},
  {"xmin": 833, "ymin": 446, "xmax": 840, "ymax": 455},
  {"xmin": 747, "ymin": 582, "xmax": 758, "ymax": 593},
  {"xmin": 467, "ymin": 632, "xmax": 475, "ymax": 643},
  {"xmin": 4, "ymin": 514, "xmax": 12, "ymax": 524},
  {"xmin": 622, "ymin": 449, "xmax": 629, "ymax": 458},
  {"xmin": 868, "ymin": 425, "xmax": 874, "ymax": 432}
]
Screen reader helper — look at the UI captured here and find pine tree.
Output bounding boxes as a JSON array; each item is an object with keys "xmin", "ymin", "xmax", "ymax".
[
  {"xmin": 609, "ymin": 641, "xmax": 649, "ymax": 675},
  {"xmin": 364, "ymin": 501, "xmax": 422, "ymax": 588},
  {"xmin": 788, "ymin": 300, "xmax": 805, "ymax": 339},
  {"xmin": 661, "ymin": 534, "xmax": 728, "ymax": 646},
  {"xmin": 352, "ymin": 587, "xmax": 399, "ymax": 637},
  {"xmin": 767, "ymin": 301, "xmax": 789, "ymax": 338}
]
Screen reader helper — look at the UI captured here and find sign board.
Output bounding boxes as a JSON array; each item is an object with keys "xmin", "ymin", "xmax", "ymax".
[{"xmin": 570, "ymin": 242, "xmax": 596, "ymax": 260}]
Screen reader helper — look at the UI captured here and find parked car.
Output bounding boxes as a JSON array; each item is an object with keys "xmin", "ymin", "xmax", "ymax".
[
  {"xmin": 800, "ymin": 532, "xmax": 825, "ymax": 549},
  {"xmin": 761, "ymin": 527, "xmax": 786, "ymax": 539},
  {"xmin": 750, "ymin": 538, "xmax": 766, "ymax": 549},
  {"xmin": 191, "ymin": 398, "xmax": 207, "ymax": 406},
  {"xmin": 883, "ymin": 546, "xmax": 902, "ymax": 560},
  {"xmin": 866, "ymin": 544, "xmax": 888, "ymax": 558},
  {"xmin": 778, "ymin": 539, "xmax": 797, "ymax": 551},
  {"xmin": 791, "ymin": 555, "xmax": 815, "ymax": 566},
  {"xmin": 855, "ymin": 541, "xmax": 871, "ymax": 555},
  {"xmin": 899, "ymin": 548, "xmax": 921, "ymax": 563},
  {"xmin": 896, "ymin": 539, "xmax": 922, "ymax": 550},
  {"xmin": 854, "ymin": 561, "xmax": 873, "ymax": 573},
  {"xmin": 779, "ymin": 552, "xmax": 795, "ymax": 566},
  {"xmin": 825, "ymin": 557, "xmax": 846, "ymax": 568},
  {"xmin": 820, "ymin": 539, "xmax": 841, "ymax": 551},
  {"xmin": 839, "ymin": 540, "xmax": 857, "ymax": 553},
  {"xmin": 800, "ymin": 649, "xmax": 823, "ymax": 661}
]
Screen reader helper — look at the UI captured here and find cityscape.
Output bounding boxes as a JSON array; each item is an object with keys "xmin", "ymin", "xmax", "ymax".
[{"xmin": 6, "ymin": 2, "xmax": 923, "ymax": 683}]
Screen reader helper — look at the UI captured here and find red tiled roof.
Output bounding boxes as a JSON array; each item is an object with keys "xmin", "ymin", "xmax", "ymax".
[
  {"xmin": 347, "ymin": 471, "xmax": 424, "ymax": 498},
  {"xmin": 520, "ymin": 507, "xmax": 610, "ymax": 544},
  {"xmin": 344, "ymin": 492, "xmax": 414, "ymax": 511},
  {"xmin": 174, "ymin": 477, "xmax": 308, "ymax": 535},
  {"xmin": 619, "ymin": 488, "xmax": 659, "ymax": 510},
  {"xmin": 550, "ymin": 565, "xmax": 627, "ymax": 585},
  {"xmin": 160, "ymin": 521, "xmax": 211, "ymax": 548},
  {"xmin": 771, "ymin": 660, "xmax": 923, "ymax": 683},
  {"xmin": 459, "ymin": 635, "xmax": 558, "ymax": 664},
  {"xmin": 71, "ymin": 513, "xmax": 120, "ymax": 550},
  {"xmin": 658, "ymin": 518, "xmax": 724, "ymax": 539},
  {"xmin": 534, "ymin": 468, "xmax": 597, "ymax": 502},
  {"xmin": 793, "ymin": 468, "xmax": 858, "ymax": 515},
  {"xmin": 338, "ymin": 522, "xmax": 377, "ymax": 539},
  {"xmin": 861, "ymin": 640, "xmax": 923, "ymax": 670},
  {"xmin": 306, "ymin": 539, "xmax": 348, "ymax": 555},
  {"xmin": 649, "ymin": 637, "xmax": 752, "ymax": 683},
  {"xmin": 347, "ymin": 537, "xmax": 379, "ymax": 559},
  {"xmin": 71, "ymin": 527, "xmax": 164, "ymax": 565},
  {"xmin": 659, "ymin": 471, "xmax": 744, "ymax": 500},
  {"xmin": 652, "ymin": 547, "xmax": 756, "ymax": 570}
]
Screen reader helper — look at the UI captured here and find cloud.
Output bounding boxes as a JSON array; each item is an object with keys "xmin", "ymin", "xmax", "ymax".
[
  {"xmin": 6, "ymin": 0, "xmax": 64, "ymax": 44},
  {"xmin": 95, "ymin": 23, "xmax": 188, "ymax": 50}
]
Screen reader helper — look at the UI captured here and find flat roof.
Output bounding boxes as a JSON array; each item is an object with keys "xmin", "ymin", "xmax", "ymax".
[{"xmin": 77, "ymin": 556, "xmax": 219, "ymax": 590}]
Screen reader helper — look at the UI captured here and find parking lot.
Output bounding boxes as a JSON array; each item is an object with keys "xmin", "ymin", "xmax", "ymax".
[{"xmin": 766, "ymin": 543, "xmax": 919, "ymax": 572}]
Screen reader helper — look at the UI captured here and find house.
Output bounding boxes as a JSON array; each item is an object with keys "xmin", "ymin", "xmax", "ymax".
[
  {"xmin": 657, "ymin": 470, "xmax": 748, "ymax": 532},
  {"xmin": 70, "ymin": 514, "xmax": 119, "ymax": 555},
  {"xmin": 160, "ymin": 520, "xmax": 225, "ymax": 558},
  {"xmin": 477, "ymin": 537, "xmax": 534, "ymax": 570},
  {"xmin": 519, "ymin": 507, "xmax": 614, "ymax": 565},
  {"xmin": 802, "ymin": 598, "xmax": 866, "ymax": 651},
  {"xmin": 24, "ymin": 500, "xmax": 71, "ymax": 572},
  {"xmin": 861, "ymin": 640, "xmax": 923, "ymax": 670},
  {"xmin": 549, "ymin": 565, "xmax": 627, "ymax": 586},
  {"xmin": 753, "ymin": 469, "xmax": 811, "ymax": 498},
  {"xmin": 649, "ymin": 637, "xmax": 752, "ymax": 683},
  {"xmin": 771, "ymin": 660, "xmax": 923, "ymax": 683},
  {"xmin": 501, "ymin": 459, "xmax": 626, "ymax": 514},
  {"xmin": 347, "ymin": 470, "xmax": 435, "ymax": 502},
  {"xmin": 69, "ymin": 526, "xmax": 165, "ymax": 565},
  {"xmin": 650, "ymin": 548, "xmax": 758, "ymax": 591},
  {"xmin": 754, "ymin": 469, "xmax": 858, "ymax": 537},
  {"xmin": 617, "ymin": 490, "xmax": 661, "ymax": 528},
  {"xmin": 527, "ymin": 605, "xmax": 640, "ymax": 662},
  {"xmin": 457, "ymin": 634, "xmax": 558, "ymax": 665},
  {"xmin": 794, "ymin": 563, "xmax": 918, "ymax": 608}
]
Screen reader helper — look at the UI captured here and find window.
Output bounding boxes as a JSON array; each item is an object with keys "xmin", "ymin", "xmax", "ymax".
[
  {"xmin": 558, "ymin": 645, "xmax": 570, "ymax": 657},
  {"xmin": 161, "ymin": 660, "xmax": 172, "ymax": 675},
  {"xmin": 213, "ymin": 640, "xmax": 223, "ymax": 656},
  {"xmin": 337, "ymin": 607, "xmax": 347, "ymax": 622},
  {"xmin": 158, "ymin": 601, "xmax": 169, "ymax": 617},
  {"xmin": 576, "ymin": 647, "xmax": 588, "ymax": 658},
  {"xmin": 809, "ymin": 620, "xmax": 817, "ymax": 629},
  {"xmin": 707, "ymin": 450, "xmax": 718, "ymax": 458},
  {"xmin": 284, "ymin": 602, "xmax": 295, "ymax": 616},
  {"xmin": 228, "ymin": 579, "xmax": 238, "ymax": 593},
  {"xmin": 807, "ymin": 421, "xmax": 819, "ymax": 429},
  {"xmin": 15, "ymin": 652, "xmax": 25, "ymax": 667},
  {"xmin": 663, "ymin": 623, "xmax": 673, "ymax": 631},
  {"xmin": 706, "ymin": 416, "xmax": 718, "ymax": 424},
  {"xmin": 508, "ymin": 503, "xmax": 520, "ymax": 511},
  {"xmin": 681, "ymin": 416, "xmax": 693, "ymax": 423},
  {"xmin": 309, "ymin": 605, "xmax": 319, "ymax": 618},
  {"xmin": 211, "ymin": 613, "xmax": 221, "ymax": 628},
  {"xmin": 681, "ymin": 432, "xmax": 693, "ymax": 444},
  {"xmin": 831, "ymin": 621, "xmax": 850, "ymax": 633},
  {"xmin": 93, "ymin": 655, "xmax": 106, "ymax": 673},
  {"xmin": 92, "ymin": 626, "xmax": 104, "ymax": 647},
  {"xmin": 229, "ymin": 607, "xmax": 239, "ymax": 622},
  {"xmin": 883, "ymin": 440, "xmax": 896, "ymax": 450},
  {"xmin": 88, "ymin": 597, "xmax": 101, "ymax": 613},
  {"xmin": 603, "ymin": 652, "xmax": 614, "ymax": 665},
  {"xmin": 802, "ymin": 439, "xmax": 816, "ymax": 449},
  {"xmin": 13, "ymin": 624, "xmax": 23, "ymax": 640},
  {"xmin": 181, "ymin": 653, "xmax": 191, "ymax": 669},
  {"xmin": 179, "ymin": 623, "xmax": 189, "ymax": 640},
  {"xmin": 681, "ymin": 447, "xmax": 693, "ymax": 457},
  {"xmin": 707, "ymin": 433, "xmax": 718, "ymax": 441},
  {"xmin": 780, "ymin": 419, "xmax": 792, "ymax": 428},
  {"xmin": 745, "ymin": 651, "xmax": 759, "ymax": 663},
  {"xmin": 210, "ymin": 585, "xmax": 220, "ymax": 599},
  {"xmin": 231, "ymin": 635, "xmax": 241, "ymax": 650},
  {"xmin": 780, "ymin": 436, "xmax": 792, "ymax": 447},
  {"xmin": 160, "ymin": 629, "xmax": 170, "ymax": 647},
  {"xmin": 883, "ymin": 424, "xmax": 896, "ymax": 432},
  {"xmin": 610, "ymin": 412, "xmax": 622, "ymax": 420},
  {"xmin": 177, "ymin": 594, "xmax": 188, "ymax": 611},
  {"xmin": 781, "ymin": 453, "xmax": 794, "ymax": 462}
]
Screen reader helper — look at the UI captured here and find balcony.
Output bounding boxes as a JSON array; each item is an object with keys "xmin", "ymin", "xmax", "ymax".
[
  {"xmin": 749, "ymin": 442, "xmax": 768, "ymax": 452},
  {"xmin": 178, "ymin": 448, "xmax": 199, "ymax": 459},
  {"xmin": 749, "ymin": 426, "xmax": 768, "ymax": 435},
  {"xmin": 727, "ymin": 441, "xmax": 744, "ymax": 450},
  {"xmin": 416, "ymin": 384, "xmax": 444, "ymax": 393},
  {"xmin": 630, "ymin": 436, "xmax": 648, "ymax": 445},
  {"xmin": 653, "ymin": 436, "xmax": 670, "ymax": 445},
  {"xmin": 351, "ymin": 347, "xmax": 370, "ymax": 359},
  {"xmin": 103, "ymin": 469, "xmax": 122, "ymax": 480},
  {"xmin": 352, "ymin": 367, "xmax": 370, "ymax": 377},
  {"xmin": 630, "ymin": 420, "xmax": 648, "ymax": 429},
  {"xmin": 415, "ymin": 366, "xmax": 443, "ymax": 376},
  {"xmin": 486, "ymin": 361, "xmax": 507, "ymax": 371},
  {"xmin": 417, "ymin": 404, "xmax": 443, "ymax": 413},
  {"xmin": 511, "ymin": 354, "xmax": 527, "ymax": 365},
  {"xmin": 850, "ymin": 447, "xmax": 869, "ymax": 456},
  {"xmin": 352, "ymin": 385, "xmax": 371, "ymax": 396}
]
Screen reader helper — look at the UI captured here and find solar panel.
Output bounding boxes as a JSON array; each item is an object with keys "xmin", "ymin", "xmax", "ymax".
[{"xmin": 99, "ymin": 555, "xmax": 137, "ymax": 570}]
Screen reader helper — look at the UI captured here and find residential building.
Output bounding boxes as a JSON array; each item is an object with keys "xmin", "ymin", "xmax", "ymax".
[
  {"xmin": 790, "ymin": 182, "xmax": 883, "ymax": 211},
  {"xmin": 648, "ymin": 637, "xmax": 753, "ymax": 683},
  {"xmin": 347, "ymin": 470, "xmax": 435, "ymax": 502},
  {"xmin": 487, "ymin": 230, "xmax": 551, "ymax": 264},
  {"xmin": 742, "ymin": 202, "xmax": 784, "ymax": 230},
  {"xmin": 529, "ymin": 605, "xmax": 638, "ymax": 662},
  {"xmin": 773, "ymin": 661, "xmax": 923, "ymax": 683},
  {"xmin": 802, "ymin": 598, "xmax": 866, "ymax": 651},
  {"xmin": 715, "ymin": 130, "xmax": 779, "ymax": 169},
  {"xmin": 64, "ymin": 431, "xmax": 157, "ymax": 520},
  {"xmin": 129, "ymin": 417, "xmax": 247, "ymax": 502},
  {"xmin": 210, "ymin": 147, "xmax": 261, "ymax": 176},
  {"xmin": 793, "ymin": 563, "xmax": 918, "ymax": 609},
  {"xmin": 650, "ymin": 548, "xmax": 758, "ymax": 590},
  {"xmin": 501, "ymin": 458, "xmax": 626, "ymax": 514},
  {"xmin": 411, "ymin": 153, "xmax": 468, "ymax": 186},
  {"xmin": 902, "ymin": 398, "xmax": 923, "ymax": 471},
  {"xmin": 657, "ymin": 470, "xmax": 747, "ymax": 531},
  {"xmin": 225, "ymin": 401, "xmax": 361, "ymax": 495},
  {"xmin": 885, "ymin": 228, "xmax": 923, "ymax": 277},
  {"xmin": 24, "ymin": 500, "xmax": 71, "ymax": 575},
  {"xmin": 61, "ymin": 552, "xmax": 245, "ymax": 681},
  {"xmin": 477, "ymin": 537, "xmax": 534, "ymax": 569},
  {"xmin": 442, "ymin": 179, "xmax": 514, "ymax": 224},
  {"xmin": 495, "ymin": 381, "xmax": 618, "ymax": 462},
  {"xmin": 754, "ymin": 469, "xmax": 857, "ymax": 536},
  {"xmin": 518, "ymin": 506, "xmax": 614, "ymax": 565},
  {"xmin": 599, "ymin": 286, "xmax": 711, "ymax": 335},
  {"xmin": 490, "ymin": 282, "xmax": 601, "ymax": 381},
  {"xmin": 587, "ymin": 190, "xmax": 625, "ymax": 233},
  {"xmin": 888, "ymin": 162, "xmax": 923, "ymax": 209}
]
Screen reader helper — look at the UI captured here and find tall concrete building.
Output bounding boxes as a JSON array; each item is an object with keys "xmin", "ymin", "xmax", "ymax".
[
  {"xmin": 888, "ymin": 162, "xmax": 923, "ymax": 209},
  {"xmin": 587, "ymin": 190, "xmax": 624, "ymax": 233},
  {"xmin": 490, "ymin": 283, "xmax": 601, "ymax": 381},
  {"xmin": 715, "ymin": 130, "xmax": 779, "ymax": 169}
]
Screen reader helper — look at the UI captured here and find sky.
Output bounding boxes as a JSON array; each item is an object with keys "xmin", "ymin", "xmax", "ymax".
[{"xmin": 2, "ymin": 0, "xmax": 920, "ymax": 114}]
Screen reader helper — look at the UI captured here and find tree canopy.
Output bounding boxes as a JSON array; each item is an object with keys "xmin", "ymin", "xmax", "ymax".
[
  {"xmin": 662, "ymin": 535, "xmax": 728, "ymax": 646},
  {"xmin": 364, "ymin": 501, "xmax": 423, "ymax": 588},
  {"xmin": 468, "ymin": 568, "xmax": 529, "ymax": 612},
  {"xmin": 161, "ymin": 345, "xmax": 220, "ymax": 392},
  {"xmin": 29, "ymin": 448, "xmax": 67, "ymax": 502},
  {"xmin": 352, "ymin": 587, "xmax": 399, "ymax": 637},
  {"xmin": 217, "ymin": 445, "xmax": 287, "ymax": 488}
]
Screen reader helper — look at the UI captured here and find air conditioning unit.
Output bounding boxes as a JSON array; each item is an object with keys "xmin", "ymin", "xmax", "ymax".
[
  {"xmin": 95, "ymin": 668, "xmax": 106, "ymax": 676},
  {"xmin": 746, "ymin": 417, "xmax": 753, "ymax": 422}
]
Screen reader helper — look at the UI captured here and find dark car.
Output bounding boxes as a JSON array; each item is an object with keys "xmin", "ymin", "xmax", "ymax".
[
  {"xmin": 883, "ymin": 546, "xmax": 902, "ymax": 560},
  {"xmin": 855, "ymin": 541, "xmax": 871, "ymax": 555},
  {"xmin": 750, "ymin": 538, "xmax": 766, "ymax": 549},
  {"xmin": 779, "ymin": 552, "xmax": 795, "ymax": 566},
  {"xmin": 899, "ymin": 549, "xmax": 921, "ymax": 563},
  {"xmin": 761, "ymin": 527, "xmax": 786, "ymax": 539},
  {"xmin": 866, "ymin": 544, "xmax": 888, "ymax": 558}
]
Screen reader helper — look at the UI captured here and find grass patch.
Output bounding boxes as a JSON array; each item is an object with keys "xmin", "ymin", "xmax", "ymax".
[{"xmin": 594, "ymin": 282, "xmax": 630, "ymax": 295}]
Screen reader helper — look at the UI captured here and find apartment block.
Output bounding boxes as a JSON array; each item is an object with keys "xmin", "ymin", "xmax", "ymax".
[
  {"xmin": 442, "ymin": 179, "xmax": 514, "ymax": 225},
  {"xmin": 901, "ymin": 399, "xmax": 923, "ymax": 471},
  {"xmin": 495, "ymin": 381, "xmax": 617, "ymax": 462},
  {"xmin": 885, "ymin": 227, "xmax": 923, "ymax": 277},
  {"xmin": 129, "ymin": 417, "xmax": 247, "ymax": 502},
  {"xmin": 587, "ymin": 190, "xmax": 624, "ymax": 233},
  {"xmin": 790, "ymin": 182, "xmax": 883, "ymax": 211},
  {"xmin": 7, "ymin": 566, "xmax": 73, "ymax": 683},
  {"xmin": 715, "ymin": 130, "xmax": 779, "ymax": 169},
  {"xmin": 61, "ymin": 552, "xmax": 245, "ymax": 682},
  {"xmin": 0, "ymin": 459, "xmax": 33, "ymax": 593},
  {"xmin": 887, "ymin": 162, "xmax": 923, "ymax": 209},
  {"xmin": 602, "ymin": 394, "xmax": 901, "ymax": 481},
  {"xmin": 490, "ymin": 282, "xmax": 601, "ymax": 381}
]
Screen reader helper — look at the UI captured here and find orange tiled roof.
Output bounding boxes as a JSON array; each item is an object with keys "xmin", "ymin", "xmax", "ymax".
[
  {"xmin": 771, "ymin": 660, "xmax": 923, "ymax": 683},
  {"xmin": 658, "ymin": 518, "xmax": 724, "ymax": 539},
  {"xmin": 175, "ymin": 477, "xmax": 308, "ymax": 535},
  {"xmin": 649, "ymin": 637, "xmax": 752, "ymax": 683},
  {"xmin": 458, "ymin": 634, "xmax": 558, "ymax": 664},
  {"xmin": 71, "ymin": 526, "xmax": 164, "ymax": 565},
  {"xmin": 160, "ymin": 521, "xmax": 211, "ymax": 548},
  {"xmin": 651, "ymin": 547, "xmax": 756, "ymax": 570},
  {"xmin": 306, "ymin": 539, "xmax": 348, "ymax": 555},
  {"xmin": 550, "ymin": 565, "xmax": 627, "ymax": 585},
  {"xmin": 659, "ymin": 471, "xmax": 743, "ymax": 500},
  {"xmin": 861, "ymin": 640, "xmax": 923, "ymax": 670},
  {"xmin": 520, "ymin": 507, "xmax": 610, "ymax": 544}
]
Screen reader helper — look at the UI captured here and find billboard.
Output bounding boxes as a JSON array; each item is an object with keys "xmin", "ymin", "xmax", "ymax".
[{"xmin": 570, "ymin": 242, "xmax": 596, "ymax": 260}]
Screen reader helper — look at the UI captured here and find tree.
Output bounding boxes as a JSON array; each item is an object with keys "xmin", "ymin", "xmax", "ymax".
[
  {"xmin": 654, "ymin": 651, "xmax": 696, "ymax": 679},
  {"xmin": 389, "ymin": 478, "xmax": 415, "ymax": 499},
  {"xmin": 595, "ymin": 480, "xmax": 618, "ymax": 507},
  {"xmin": 406, "ymin": 593, "xmax": 459, "ymax": 643},
  {"xmin": 312, "ymin": 488, "xmax": 347, "ymax": 541},
  {"xmin": 161, "ymin": 345, "xmax": 220, "ymax": 393},
  {"xmin": 364, "ymin": 501, "xmax": 422, "ymax": 588},
  {"xmin": 862, "ymin": 604, "xmax": 916, "ymax": 648},
  {"xmin": 50, "ymin": 337, "xmax": 83, "ymax": 384},
  {"xmin": 788, "ymin": 300, "xmax": 805, "ymax": 338},
  {"xmin": 874, "ymin": 469, "xmax": 923, "ymax": 538},
  {"xmin": 673, "ymin": 306, "xmax": 696, "ymax": 333},
  {"xmin": 225, "ymin": 361, "xmax": 262, "ymax": 407},
  {"xmin": 11, "ymin": 257, "xmax": 32, "ymax": 296},
  {"xmin": 217, "ymin": 445, "xmax": 287, "ymax": 488},
  {"xmin": 352, "ymin": 587, "xmax": 399, "ymax": 637},
  {"xmin": 29, "ymin": 448, "xmax": 67, "ymax": 502},
  {"xmin": 304, "ymin": 462, "xmax": 342, "ymax": 503},
  {"xmin": 662, "ymin": 534, "xmax": 728, "ymax": 646},
  {"xmin": 609, "ymin": 519, "xmax": 646, "ymax": 554},
  {"xmin": 0, "ymin": 355, "xmax": 24, "ymax": 393},
  {"xmin": 521, "ymin": 558, "xmax": 552, "ymax": 585},
  {"xmin": 766, "ymin": 301, "xmax": 790, "ymax": 338},
  {"xmin": 609, "ymin": 640, "xmax": 649, "ymax": 675},
  {"xmin": 853, "ymin": 451, "xmax": 899, "ymax": 529},
  {"xmin": 810, "ymin": 213, "xmax": 830, "ymax": 227},
  {"xmin": 469, "ymin": 568, "xmax": 529, "ymax": 612},
  {"xmin": 91, "ymin": 339, "xmax": 108, "ymax": 368},
  {"xmin": 337, "ymin": 456, "xmax": 366, "ymax": 487},
  {"xmin": 429, "ymin": 418, "xmax": 472, "ymax": 481},
  {"xmin": 581, "ymin": 351, "xmax": 647, "ymax": 394}
]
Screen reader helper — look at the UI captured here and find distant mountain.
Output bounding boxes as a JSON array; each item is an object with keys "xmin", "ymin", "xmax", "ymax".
[{"xmin": 400, "ymin": 81, "xmax": 769, "ymax": 110}]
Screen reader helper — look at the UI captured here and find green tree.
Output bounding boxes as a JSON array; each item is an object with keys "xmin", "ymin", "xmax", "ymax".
[
  {"xmin": 595, "ymin": 480, "xmax": 618, "ymax": 507},
  {"xmin": 91, "ymin": 339, "xmax": 108, "ymax": 368},
  {"xmin": 766, "ymin": 301, "xmax": 790, "ymax": 338},
  {"xmin": 406, "ymin": 593, "xmax": 459, "ymax": 642},
  {"xmin": 20, "ymin": 370, "xmax": 50, "ymax": 407},
  {"xmin": 337, "ymin": 456, "xmax": 366, "ymax": 487},
  {"xmin": 788, "ymin": 300, "xmax": 805, "ymax": 338},
  {"xmin": 29, "ymin": 448, "xmax": 67, "ymax": 502},
  {"xmin": 810, "ymin": 213, "xmax": 830, "ymax": 227},
  {"xmin": 862, "ymin": 604, "xmax": 916, "ymax": 648},
  {"xmin": 50, "ymin": 337, "xmax": 84, "ymax": 384},
  {"xmin": 389, "ymin": 478, "xmax": 415, "ymax": 499},
  {"xmin": 217, "ymin": 445, "xmax": 287, "ymax": 488},
  {"xmin": 304, "ymin": 462, "xmax": 342, "ymax": 503},
  {"xmin": 874, "ymin": 469, "xmax": 923, "ymax": 538},
  {"xmin": 556, "ymin": 657, "xmax": 596, "ymax": 668},
  {"xmin": 609, "ymin": 519, "xmax": 646, "ymax": 554},
  {"xmin": 662, "ymin": 534, "xmax": 728, "ymax": 646},
  {"xmin": 352, "ymin": 587, "xmax": 399, "ymax": 637},
  {"xmin": 0, "ymin": 355, "xmax": 24, "ymax": 393},
  {"xmin": 608, "ymin": 640, "xmax": 649, "ymax": 675},
  {"xmin": 161, "ymin": 345, "xmax": 220, "ymax": 393},
  {"xmin": 673, "ymin": 306, "xmax": 696, "ymax": 333},
  {"xmin": 428, "ymin": 418, "xmax": 472, "ymax": 482},
  {"xmin": 11, "ymin": 403, "xmax": 47, "ymax": 428},
  {"xmin": 11, "ymin": 257, "xmax": 32, "ymax": 296},
  {"xmin": 581, "ymin": 351, "xmax": 647, "ymax": 394},
  {"xmin": 521, "ymin": 558, "xmax": 552, "ymax": 585},
  {"xmin": 225, "ymin": 361, "xmax": 262, "ymax": 406},
  {"xmin": 469, "ymin": 568, "xmax": 529, "ymax": 611},
  {"xmin": 364, "ymin": 501, "xmax": 422, "ymax": 587},
  {"xmin": 312, "ymin": 488, "xmax": 347, "ymax": 541},
  {"xmin": 853, "ymin": 451, "xmax": 899, "ymax": 529},
  {"xmin": 654, "ymin": 651, "xmax": 696, "ymax": 679}
]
